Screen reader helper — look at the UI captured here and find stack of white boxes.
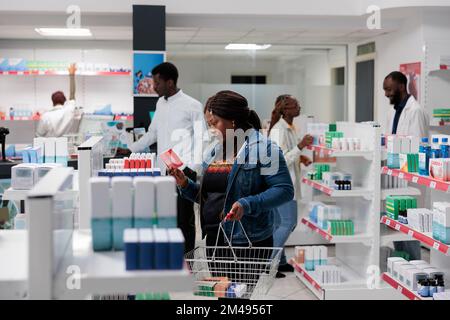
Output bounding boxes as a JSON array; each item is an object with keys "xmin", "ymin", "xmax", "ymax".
[
  {"xmin": 33, "ymin": 137, "xmax": 68, "ymax": 165},
  {"xmin": 433, "ymin": 202, "xmax": 450, "ymax": 244},
  {"xmin": 314, "ymin": 265, "xmax": 342, "ymax": 285},
  {"xmin": 407, "ymin": 208, "xmax": 433, "ymax": 233},
  {"xmin": 387, "ymin": 257, "xmax": 444, "ymax": 291},
  {"xmin": 317, "ymin": 205, "xmax": 342, "ymax": 230}
]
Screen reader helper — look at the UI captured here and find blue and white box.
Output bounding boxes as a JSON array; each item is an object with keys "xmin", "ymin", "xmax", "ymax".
[
  {"xmin": 124, "ymin": 228, "xmax": 139, "ymax": 271},
  {"xmin": 153, "ymin": 229, "xmax": 169, "ymax": 270},
  {"xmin": 138, "ymin": 228, "xmax": 154, "ymax": 270},
  {"xmin": 168, "ymin": 228, "xmax": 185, "ymax": 270}
]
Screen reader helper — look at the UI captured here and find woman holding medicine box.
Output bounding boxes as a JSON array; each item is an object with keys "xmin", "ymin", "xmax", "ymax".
[{"xmin": 169, "ymin": 90, "xmax": 294, "ymax": 254}]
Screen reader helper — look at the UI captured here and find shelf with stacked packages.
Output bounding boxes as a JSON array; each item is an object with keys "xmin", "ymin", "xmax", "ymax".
[
  {"xmin": 291, "ymin": 122, "xmax": 396, "ymax": 299},
  {"xmin": 380, "ymin": 130, "xmax": 450, "ymax": 300},
  {"xmin": 0, "ymin": 150, "xmax": 194, "ymax": 299}
]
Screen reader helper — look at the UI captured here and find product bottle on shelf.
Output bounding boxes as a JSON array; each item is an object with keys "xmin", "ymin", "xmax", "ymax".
[
  {"xmin": 441, "ymin": 138, "xmax": 449, "ymax": 158},
  {"xmin": 431, "ymin": 138, "xmax": 441, "ymax": 159},
  {"xmin": 419, "ymin": 137, "xmax": 431, "ymax": 175}
]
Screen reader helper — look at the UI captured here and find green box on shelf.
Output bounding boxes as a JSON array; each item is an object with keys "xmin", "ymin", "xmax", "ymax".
[{"xmin": 329, "ymin": 123, "xmax": 337, "ymax": 132}]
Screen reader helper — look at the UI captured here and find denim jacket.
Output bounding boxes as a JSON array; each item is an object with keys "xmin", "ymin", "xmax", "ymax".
[{"xmin": 179, "ymin": 129, "xmax": 294, "ymax": 244}]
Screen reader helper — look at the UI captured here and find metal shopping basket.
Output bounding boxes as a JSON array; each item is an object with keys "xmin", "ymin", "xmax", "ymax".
[{"xmin": 185, "ymin": 219, "xmax": 282, "ymax": 299}]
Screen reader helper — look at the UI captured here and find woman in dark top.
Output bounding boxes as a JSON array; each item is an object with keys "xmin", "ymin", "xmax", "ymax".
[{"xmin": 169, "ymin": 90, "xmax": 294, "ymax": 249}]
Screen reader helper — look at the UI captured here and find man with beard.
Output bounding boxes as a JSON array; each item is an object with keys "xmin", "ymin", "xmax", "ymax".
[
  {"xmin": 383, "ymin": 71, "xmax": 429, "ymax": 260},
  {"xmin": 384, "ymin": 71, "xmax": 429, "ymax": 139}
]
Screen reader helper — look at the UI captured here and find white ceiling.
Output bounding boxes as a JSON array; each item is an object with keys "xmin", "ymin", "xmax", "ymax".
[{"xmin": 0, "ymin": 7, "xmax": 400, "ymax": 58}]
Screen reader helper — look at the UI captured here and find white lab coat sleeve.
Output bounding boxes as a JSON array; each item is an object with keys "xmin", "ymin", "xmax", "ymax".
[
  {"xmin": 410, "ymin": 107, "xmax": 430, "ymax": 139},
  {"xmin": 191, "ymin": 102, "xmax": 208, "ymax": 173},
  {"xmin": 36, "ymin": 115, "xmax": 49, "ymax": 137},
  {"xmin": 129, "ymin": 109, "xmax": 158, "ymax": 153},
  {"xmin": 270, "ymin": 128, "xmax": 301, "ymax": 167}
]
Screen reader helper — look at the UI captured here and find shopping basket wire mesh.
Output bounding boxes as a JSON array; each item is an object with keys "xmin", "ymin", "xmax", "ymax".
[{"xmin": 185, "ymin": 219, "xmax": 282, "ymax": 299}]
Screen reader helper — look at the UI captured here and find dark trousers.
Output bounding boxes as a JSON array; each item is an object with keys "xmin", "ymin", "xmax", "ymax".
[{"xmin": 177, "ymin": 167, "xmax": 197, "ymax": 253}]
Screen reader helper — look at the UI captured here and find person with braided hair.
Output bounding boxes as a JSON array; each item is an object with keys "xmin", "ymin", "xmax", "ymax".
[
  {"xmin": 169, "ymin": 90, "xmax": 294, "ymax": 253},
  {"xmin": 269, "ymin": 95, "xmax": 313, "ymax": 276}
]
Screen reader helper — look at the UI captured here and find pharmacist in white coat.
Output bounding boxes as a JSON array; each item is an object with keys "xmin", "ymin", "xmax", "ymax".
[
  {"xmin": 117, "ymin": 62, "xmax": 206, "ymax": 254},
  {"xmin": 383, "ymin": 71, "xmax": 430, "ymax": 260},
  {"xmin": 269, "ymin": 95, "xmax": 313, "ymax": 277},
  {"xmin": 36, "ymin": 63, "xmax": 79, "ymax": 137}
]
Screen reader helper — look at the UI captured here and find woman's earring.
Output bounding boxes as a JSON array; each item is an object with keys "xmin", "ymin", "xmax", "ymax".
[{"xmin": 232, "ymin": 121, "xmax": 235, "ymax": 128}]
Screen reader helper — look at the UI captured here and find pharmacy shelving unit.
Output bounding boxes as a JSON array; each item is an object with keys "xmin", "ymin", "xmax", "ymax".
[
  {"xmin": 0, "ymin": 167, "xmax": 194, "ymax": 299},
  {"xmin": 380, "ymin": 166, "xmax": 450, "ymax": 300},
  {"xmin": 300, "ymin": 217, "xmax": 373, "ymax": 245},
  {"xmin": 381, "ymin": 273, "xmax": 428, "ymax": 300},
  {"xmin": 292, "ymin": 122, "xmax": 397, "ymax": 299},
  {"xmin": 78, "ymin": 136, "xmax": 104, "ymax": 229}
]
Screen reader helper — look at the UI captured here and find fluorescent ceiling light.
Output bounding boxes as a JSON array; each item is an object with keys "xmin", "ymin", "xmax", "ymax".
[
  {"xmin": 225, "ymin": 43, "xmax": 271, "ymax": 50},
  {"xmin": 35, "ymin": 28, "xmax": 92, "ymax": 37}
]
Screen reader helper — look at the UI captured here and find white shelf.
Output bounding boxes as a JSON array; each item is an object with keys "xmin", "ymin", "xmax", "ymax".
[
  {"xmin": 54, "ymin": 230, "xmax": 194, "ymax": 299},
  {"xmin": 381, "ymin": 187, "xmax": 421, "ymax": 200},
  {"xmin": 302, "ymin": 178, "xmax": 372, "ymax": 198},
  {"xmin": 380, "ymin": 226, "xmax": 411, "ymax": 246},
  {"xmin": 382, "ymin": 272, "xmax": 430, "ymax": 300},
  {"xmin": 2, "ymin": 188, "xmax": 30, "ymax": 201},
  {"xmin": 381, "ymin": 167, "xmax": 450, "ymax": 193},
  {"xmin": 306, "ymin": 145, "xmax": 373, "ymax": 160},
  {"xmin": 290, "ymin": 257, "xmax": 370, "ymax": 300},
  {"xmin": 301, "ymin": 218, "xmax": 373, "ymax": 245},
  {"xmin": 381, "ymin": 216, "xmax": 450, "ymax": 256},
  {"xmin": 0, "ymin": 230, "xmax": 28, "ymax": 299}
]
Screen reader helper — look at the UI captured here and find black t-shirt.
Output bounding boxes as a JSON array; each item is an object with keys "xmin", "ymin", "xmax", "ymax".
[{"xmin": 200, "ymin": 163, "xmax": 232, "ymax": 234}]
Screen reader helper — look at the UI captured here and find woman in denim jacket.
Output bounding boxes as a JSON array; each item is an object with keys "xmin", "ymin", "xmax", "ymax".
[{"xmin": 169, "ymin": 90, "xmax": 294, "ymax": 249}]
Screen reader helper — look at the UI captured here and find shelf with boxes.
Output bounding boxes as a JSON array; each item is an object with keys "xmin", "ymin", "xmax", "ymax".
[
  {"xmin": 0, "ymin": 166, "xmax": 194, "ymax": 299},
  {"xmin": 53, "ymin": 230, "xmax": 193, "ymax": 299},
  {"xmin": 381, "ymin": 216, "xmax": 450, "ymax": 256},
  {"xmin": 297, "ymin": 122, "xmax": 389, "ymax": 299},
  {"xmin": 382, "ymin": 167, "xmax": 450, "ymax": 193},
  {"xmin": 383, "ymin": 257, "xmax": 448, "ymax": 300},
  {"xmin": 301, "ymin": 177, "xmax": 371, "ymax": 198},
  {"xmin": 305, "ymin": 145, "xmax": 373, "ymax": 160},
  {"xmin": 89, "ymin": 175, "xmax": 178, "ymax": 252},
  {"xmin": 289, "ymin": 246, "xmax": 367, "ymax": 300},
  {"xmin": 302, "ymin": 201, "xmax": 372, "ymax": 245},
  {"xmin": 98, "ymin": 153, "xmax": 160, "ymax": 177},
  {"xmin": 383, "ymin": 133, "xmax": 450, "ymax": 192},
  {"xmin": 382, "ymin": 273, "xmax": 428, "ymax": 300},
  {"xmin": 300, "ymin": 218, "xmax": 372, "ymax": 244}
]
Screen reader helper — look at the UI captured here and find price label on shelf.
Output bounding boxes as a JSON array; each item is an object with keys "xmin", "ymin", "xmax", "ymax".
[
  {"xmin": 398, "ymin": 173, "xmax": 404, "ymax": 179},
  {"xmin": 387, "ymin": 169, "xmax": 393, "ymax": 175},
  {"xmin": 430, "ymin": 181, "xmax": 437, "ymax": 189},
  {"xmin": 412, "ymin": 177, "xmax": 419, "ymax": 184},
  {"xmin": 397, "ymin": 285, "xmax": 403, "ymax": 293},
  {"xmin": 395, "ymin": 224, "xmax": 401, "ymax": 231},
  {"xmin": 386, "ymin": 219, "xmax": 391, "ymax": 226},
  {"xmin": 315, "ymin": 228, "xmax": 320, "ymax": 233},
  {"xmin": 433, "ymin": 242, "xmax": 440, "ymax": 250},
  {"xmin": 408, "ymin": 230, "xmax": 414, "ymax": 237}
]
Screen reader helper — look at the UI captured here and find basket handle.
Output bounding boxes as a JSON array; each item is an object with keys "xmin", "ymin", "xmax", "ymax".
[{"xmin": 211, "ymin": 217, "xmax": 253, "ymax": 262}]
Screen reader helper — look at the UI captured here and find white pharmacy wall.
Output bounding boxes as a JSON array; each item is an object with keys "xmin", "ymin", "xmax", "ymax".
[
  {"xmin": 0, "ymin": 40, "xmax": 133, "ymax": 114},
  {"xmin": 347, "ymin": 12, "xmax": 425, "ymax": 132}
]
